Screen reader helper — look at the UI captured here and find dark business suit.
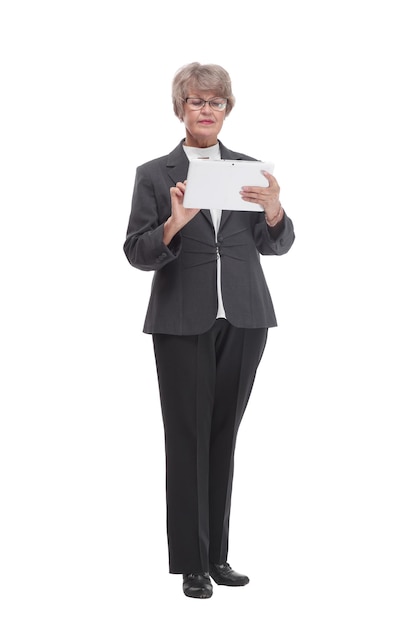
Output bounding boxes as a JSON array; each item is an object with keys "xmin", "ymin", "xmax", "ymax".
[{"xmin": 124, "ymin": 140, "xmax": 295, "ymax": 573}]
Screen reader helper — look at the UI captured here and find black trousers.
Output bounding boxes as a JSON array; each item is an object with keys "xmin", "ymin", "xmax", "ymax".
[{"xmin": 152, "ymin": 319, "xmax": 268, "ymax": 574}]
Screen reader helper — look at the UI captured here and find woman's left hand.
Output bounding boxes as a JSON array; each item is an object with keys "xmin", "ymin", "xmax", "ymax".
[{"xmin": 240, "ymin": 170, "xmax": 284, "ymax": 226}]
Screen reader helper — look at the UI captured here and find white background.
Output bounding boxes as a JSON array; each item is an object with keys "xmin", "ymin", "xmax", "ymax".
[{"xmin": 1, "ymin": 1, "xmax": 416, "ymax": 624}]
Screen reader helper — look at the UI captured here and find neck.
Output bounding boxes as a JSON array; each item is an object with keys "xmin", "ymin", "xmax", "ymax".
[{"xmin": 184, "ymin": 140, "xmax": 218, "ymax": 148}]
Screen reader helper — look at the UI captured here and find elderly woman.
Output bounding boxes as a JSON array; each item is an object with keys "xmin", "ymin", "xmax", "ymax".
[{"xmin": 124, "ymin": 62, "xmax": 295, "ymax": 599}]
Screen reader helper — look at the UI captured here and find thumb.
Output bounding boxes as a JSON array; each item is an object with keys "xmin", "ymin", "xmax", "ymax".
[
  {"xmin": 261, "ymin": 170, "xmax": 273, "ymax": 183},
  {"xmin": 170, "ymin": 186, "xmax": 182, "ymax": 199}
]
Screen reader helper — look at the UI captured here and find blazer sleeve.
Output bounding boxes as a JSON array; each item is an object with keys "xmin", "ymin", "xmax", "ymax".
[
  {"xmin": 253, "ymin": 211, "xmax": 296, "ymax": 256},
  {"xmin": 123, "ymin": 164, "xmax": 182, "ymax": 271}
]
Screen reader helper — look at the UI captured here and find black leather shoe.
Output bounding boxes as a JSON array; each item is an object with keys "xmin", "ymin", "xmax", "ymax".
[
  {"xmin": 182, "ymin": 572, "xmax": 213, "ymax": 599},
  {"xmin": 209, "ymin": 562, "xmax": 249, "ymax": 586}
]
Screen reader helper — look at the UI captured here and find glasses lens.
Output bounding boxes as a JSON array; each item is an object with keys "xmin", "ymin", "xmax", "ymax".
[
  {"xmin": 187, "ymin": 98, "xmax": 205, "ymax": 109},
  {"xmin": 209, "ymin": 99, "xmax": 227, "ymax": 111}
]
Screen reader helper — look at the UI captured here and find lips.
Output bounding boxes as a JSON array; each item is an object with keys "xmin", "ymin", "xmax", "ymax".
[{"xmin": 199, "ymin": 120, "xmax": 214, "ymax": 125}]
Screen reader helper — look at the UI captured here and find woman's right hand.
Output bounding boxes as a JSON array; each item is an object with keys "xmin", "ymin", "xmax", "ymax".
[{"xmin": 163, "ymin": 182, "xmax": 200, "ymax": 245}]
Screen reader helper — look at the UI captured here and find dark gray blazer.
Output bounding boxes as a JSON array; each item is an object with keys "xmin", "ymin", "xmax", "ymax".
[{"xmin": 124, "ymin": 140, "xmax": 295, "ymax": 335}]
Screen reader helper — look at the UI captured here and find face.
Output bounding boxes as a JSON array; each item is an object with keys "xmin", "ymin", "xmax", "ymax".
[{"xmin": 182, "ymin": 90, "xmax": 226, "ymax": 148}]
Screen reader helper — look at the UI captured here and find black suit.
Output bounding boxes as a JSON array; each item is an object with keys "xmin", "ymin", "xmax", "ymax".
[{"xmin": 124, "ymin": 140, "xmax": 295, "ymax": 573}]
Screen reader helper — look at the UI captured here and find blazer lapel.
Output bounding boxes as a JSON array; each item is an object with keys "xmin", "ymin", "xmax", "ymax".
[{"xmin": 166, "ymin": 140, "xmax": 189, "ymax": 187}]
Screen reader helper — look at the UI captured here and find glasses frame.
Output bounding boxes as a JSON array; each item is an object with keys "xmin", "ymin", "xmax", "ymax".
[{"xmin": 184, "ymin": 97, "xmax": 228, "ymax": 111}]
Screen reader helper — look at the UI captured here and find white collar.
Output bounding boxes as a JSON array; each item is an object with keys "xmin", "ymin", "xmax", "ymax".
[{"xmin": 182, "ymin": 143, "xmax": 221, "ymax": 160}]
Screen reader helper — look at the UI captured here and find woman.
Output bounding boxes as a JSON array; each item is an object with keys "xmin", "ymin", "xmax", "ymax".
[{"xmin": 124, "ymin": 62, "xmax": 295, "ymax": 599}]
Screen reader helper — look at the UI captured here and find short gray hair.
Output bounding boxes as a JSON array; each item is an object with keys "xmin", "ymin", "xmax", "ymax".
[{"xmin": 172, "ymin": 62, "xmax": 235, "ymax": 120}]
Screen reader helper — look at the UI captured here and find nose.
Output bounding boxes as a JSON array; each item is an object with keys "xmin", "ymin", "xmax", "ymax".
[{"xmin": 200, "ymin": 101, "xmax": 212, "ymax": 113}]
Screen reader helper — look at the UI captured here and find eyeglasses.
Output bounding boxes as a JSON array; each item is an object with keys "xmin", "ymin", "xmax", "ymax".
[{"xmin": 184, "ymin": 97, "xmax": 228, "ymax": 111}]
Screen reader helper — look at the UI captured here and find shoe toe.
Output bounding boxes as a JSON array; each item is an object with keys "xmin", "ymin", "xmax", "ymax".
[
  {"xmin": 183, "ymin": 573, "xmax": 213, "ymax": 599},
  {"xmin": 209, "ymin": 562, "xmax": 249, "ymax": 586}
]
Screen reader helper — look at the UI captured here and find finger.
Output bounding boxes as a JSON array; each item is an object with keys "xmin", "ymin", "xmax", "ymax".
[
  {"xmin": 241, "ymin": 185, "xmax": 265, "ymax": 194},
  {"xmin": 262, "ymin": 173, "xmax": 280, "ymax": 196},
  {"xmin": 242, "ymin": 183, "xmax": 278, "ymax": 195},
  {"xmin": 261, "ymin": 170, "xmax": 274, "ymax": 184},
  {"xmin": 261, "ymin": 170, "xmax": 280, "ymax": 185},
  {"xmin": 170, "ymin": 186, "xmax": 183, "ymax": 199},
  {"xmin": 240, "ymin": 187, "xmax": 272, "ymax": 200},
  {"xmin": 241, "ymin": 196, "xmax": 261, "ymax": 204}
]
